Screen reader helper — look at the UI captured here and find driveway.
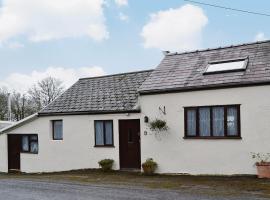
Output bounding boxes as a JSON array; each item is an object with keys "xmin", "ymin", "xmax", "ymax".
[{"xmin": 0, "ymin": 178, "xmax": 268, "ymax": 200}]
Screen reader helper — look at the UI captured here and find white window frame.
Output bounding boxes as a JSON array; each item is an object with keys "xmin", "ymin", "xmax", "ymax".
[{"xmin": 204, "ymin": 57, "xmax": 249, "ymax": 74}]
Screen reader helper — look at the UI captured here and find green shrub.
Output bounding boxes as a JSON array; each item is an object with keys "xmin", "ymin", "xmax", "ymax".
[
  {"xmin": 142, "ymin": 158, "xmax": 157, "ymax": 175},
  {"xmin": 98, "ymin": 159, "xmax": 114, "ymax": 172}
]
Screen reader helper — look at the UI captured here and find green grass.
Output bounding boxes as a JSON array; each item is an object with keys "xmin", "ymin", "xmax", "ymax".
[{"xmin": 1, "ymin": 169, "xmax": 270, "ymax": 198}]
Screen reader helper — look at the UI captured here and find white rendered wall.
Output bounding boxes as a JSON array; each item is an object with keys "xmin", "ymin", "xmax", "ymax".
[
  {"xmin": 0, "ymin": 134, "xmax": 8, "ymax": 172},
  {"xmin": 1, "ymin": 113, "xmax": 141, "ymax": 173},
  {"xmin": 140, "ymin": 85, "xmax": 270, "ymax": 175},
  {"xmin": 2, "ymin": 85, "xmax": 270, "ymax": 175}
]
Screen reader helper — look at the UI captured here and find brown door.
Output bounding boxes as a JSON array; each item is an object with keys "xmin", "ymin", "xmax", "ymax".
[
  {"xmin": 8, "ymin": 135, "xmax": 21, "ymax": 171},
  {"xmin": 119, "ymin": 119, "xmax": 141, "ymax": 169}
]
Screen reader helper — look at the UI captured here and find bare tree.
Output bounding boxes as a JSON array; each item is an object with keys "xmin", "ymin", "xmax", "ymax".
[
  {"xmin": 0, "ymin": 87, "xmax": 8, "ymax": 120},
  {"xmin": 11, "ymin": 92, "xmax": 24, "ymax": 121},
  {"xmin": 0, "ymin": 77, "xmax": 65, "ymax": 121},
  {"xmin": 28, "ymin": 77, "xmax": 64, "ymax": 110},
  {"xmin": 11, "ymin": 92, "xmax": 36, "ymax": 121}
]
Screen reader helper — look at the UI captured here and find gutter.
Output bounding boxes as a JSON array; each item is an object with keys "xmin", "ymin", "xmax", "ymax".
[
  {"xmin": 139, "ymin": 81, "xmax": 270, "ymax": 95},
  {"xmin": 38, "ymin": 109, "xmax": 141, "ymax": 117}
]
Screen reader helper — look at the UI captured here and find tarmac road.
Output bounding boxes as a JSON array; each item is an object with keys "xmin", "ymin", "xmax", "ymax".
[{"xmin": 0, "ymin": 179, "xmax": 267, "ymax": 200}]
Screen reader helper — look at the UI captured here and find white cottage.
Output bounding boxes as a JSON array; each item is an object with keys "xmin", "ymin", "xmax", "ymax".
[{"xmin": 1, "ymin": 40, "xmax": 270, "ymax": 175}]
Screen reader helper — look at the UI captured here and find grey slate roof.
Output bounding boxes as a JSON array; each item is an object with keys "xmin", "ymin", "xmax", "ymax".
[
  {"xmin": 39, "ymin": 70, "xmax": 153, "ymax": 115},
  {"xmin": 139, "ymin": 40, "xmax": 270, "ymax": 94}
]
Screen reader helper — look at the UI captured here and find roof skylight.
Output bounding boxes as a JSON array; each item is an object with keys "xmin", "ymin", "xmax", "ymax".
[{"xmin": 204, "ymin": 58, "xmax": 248, "ymax": 74}]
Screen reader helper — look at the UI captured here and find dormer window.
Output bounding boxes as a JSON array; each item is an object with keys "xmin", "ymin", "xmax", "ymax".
[{"xmin": 204, "ymin": 57, "xmax": 248, "ymax": 74}]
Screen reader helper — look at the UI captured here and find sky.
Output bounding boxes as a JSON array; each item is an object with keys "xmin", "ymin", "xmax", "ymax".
[{"xmin": 0, "ymin": 0, "xmax": 269, "ymax": 92}]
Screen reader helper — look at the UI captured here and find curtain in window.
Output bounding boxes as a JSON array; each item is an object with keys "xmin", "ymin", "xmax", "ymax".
[
  {"xmin": 227, "ymin": 107, "xmax": 238, "ymax": 136},
  {"xmin": 54, "ymin": 121, "xmax": 63, "ymax": 139},
  {"xmin": 105, "ymin": 121, "xmax": 113, "ymax": 145},
  {"xmin": 199, "ymin": 108, "xmax": 211, "ymax": 136},
  {"xmin": 187, "ymin": 109, "xmax": 196, "ymax": 136},
  {"xmin": 22, "ymin": 136, "xmax": 29, "ymax": 151},
  {"xmin": 212, "ymin": 107, "xmax": 225, "ymax": 136},
  {"xmin": 95, "ymin": 121, "xmax": 104, "ymax": 145},
  {"xmin": 30, "ymin": 141, "xmax": 38, "ymax": 153}
]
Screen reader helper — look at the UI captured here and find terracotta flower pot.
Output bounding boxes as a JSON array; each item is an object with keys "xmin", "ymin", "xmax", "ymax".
[
  {"xmin": 142, "ymin": 165, "xmax": 156, "ymax": 175},
  {"xmin": 256, "ymin": 162, "xmax": 270, "ymax": 178}
]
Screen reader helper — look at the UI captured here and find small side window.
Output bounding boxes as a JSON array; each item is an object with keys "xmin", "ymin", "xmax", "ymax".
[
  {"xmin": 94, "ymin": 120, "xmax": 114, "ymax": 147},
  {"xmin": 21, "ymin": 134, "xmax": 38, "ymax": 154},
  {"xmin": 52, "ymin": 120, "xmax": 63, "ymax": 140}
]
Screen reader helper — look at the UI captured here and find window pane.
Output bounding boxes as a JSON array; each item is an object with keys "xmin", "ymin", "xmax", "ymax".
[
  {"xmin": 105, "ymin": 121, "xmax": 113, "ymax": 145},
  {"xmin": 30, "ymin": 141, "xmax": 38, "ymax": 153},
  {"xmin": 95, "ymin": 121, "xmax": 104, "ymax": 145},
  {"xmin": 187, "ymin": 109, "xmax": 196, "ymax": 136},
  {"xmin": 128, "ymin": 129, "xmax": 133, "ymax": 143},
  {"xmin": 206, "ymin": 60, "xmax": 246, "ymax": 73},
  {"xmin": 30, "ymin": 135, "xmax": 38, "ymax": 141},
  {"xmin": 199, "ymin": 108, "xmax": 211, "ymax": 136},
  {"xmin": 53, "ymin": 121, "xmax": 63, "ymax": 140},
  {"xmin": 22, "ymin": 136, "xmax": 29, "ymax": 151},
  {"xmin": 212, "ymin": 107, "xmax": 225, "ymax": 136},
  {"xmin": 227, "ymin": 107, "xmax": 238, "ymax": 136}
]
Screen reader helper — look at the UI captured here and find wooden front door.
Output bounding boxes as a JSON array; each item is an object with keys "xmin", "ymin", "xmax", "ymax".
[
  {"xmin": 119, "ymin": 119, "xmax": 141, "ymax": 169},
  {"xmin": 8, "ymin": 135, "xmax": 21, "ymax": 171}
]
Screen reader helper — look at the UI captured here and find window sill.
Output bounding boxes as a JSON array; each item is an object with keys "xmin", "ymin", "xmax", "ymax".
[
  {"xmin": 183, "ymin": 136, "xmax": 242, "ymax": 140},
  {"xmin": 21, "ymin": 151, "xmax": 38, "ymax": 154},
  {"xmin": 94, "ymin": 145, "xmax": 115, "ymax": 148}
]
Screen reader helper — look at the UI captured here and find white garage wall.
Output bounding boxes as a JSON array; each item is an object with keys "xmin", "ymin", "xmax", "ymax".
[
  {"xmin": 1, "ymin": 113, "xmax": 141, "ymax": 173},
  {"xmin": 0, "ymin": 134, "xmax": 8, "ymax": 172},
  {"xmin": 140, "ymin": 85, "xmax": 270, "ymax": 175}
]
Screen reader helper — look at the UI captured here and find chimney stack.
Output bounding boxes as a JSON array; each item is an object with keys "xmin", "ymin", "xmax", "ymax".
[{"xmin": 162, "ymin": 51, "xmax": 170, "ymax": 56}]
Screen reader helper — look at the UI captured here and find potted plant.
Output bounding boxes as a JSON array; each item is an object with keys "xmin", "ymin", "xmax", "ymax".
[
  {"xmin": 251, "ymin": 153, "xmax": 270, "ymax": 178},
  {"xmin": 142, "ymin": 158, "xmax": 157, "ymax": 175},
  {"xmin": 98, "ymin": 159, "xmax": 114, "ymax": 172},
  {"xmin": 149, "ymin": 119, "xmax": 169, "ymax": 133}
]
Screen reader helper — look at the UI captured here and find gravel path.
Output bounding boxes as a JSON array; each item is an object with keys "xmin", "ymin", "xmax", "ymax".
[{"xmin": 0, "ymin": 179, "xmax": 268, "ymax": 200}]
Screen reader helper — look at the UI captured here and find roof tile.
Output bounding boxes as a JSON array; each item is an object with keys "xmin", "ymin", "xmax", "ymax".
[
  {"xmin": 139, "ymin": 41, "xmax": 270, "ymax": 93},
  {"xmin": 39, "ymin": 70, "xmax": 152, "ymax": 115}
]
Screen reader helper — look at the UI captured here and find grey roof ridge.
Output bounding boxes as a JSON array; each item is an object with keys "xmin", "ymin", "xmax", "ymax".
[
  {"xmin": 79, "ymin": 69, "xmax": 154, "ymax": 80},
  {"xmin": 165, "ymin": 39, "xmax": 270, "ymax": 56}
]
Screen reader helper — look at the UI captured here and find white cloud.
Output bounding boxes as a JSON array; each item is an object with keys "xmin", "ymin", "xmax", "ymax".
[
  {"xmin": 0, "ymin": 0, "xmax": 109, "ymax": 43},
  {"xmin": 0, "ymin": 66, "xmax": 106, "ymax": 93},
  {"xmin": 6, "ymin": 41, "xmax": 24, "ymax": 49},
  {"xmin": 114, "ymin": 0, "xmax": 128, "ymax": 7},
  {"xmin": 141, "ymin": 4, "xmax": 208, "ymax": 52},
  {"xmin": 119, "ymin": 12, "xmax": 129, "ymax": 22},
  {"xmin": 254, "ymin": 32, "xmax": 268, "ymax": 41}
]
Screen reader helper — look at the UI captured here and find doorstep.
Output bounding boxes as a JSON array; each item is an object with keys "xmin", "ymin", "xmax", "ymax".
[{"xmin": 120, "ymin": 168, "xmax": 141, "ymax": 172}]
